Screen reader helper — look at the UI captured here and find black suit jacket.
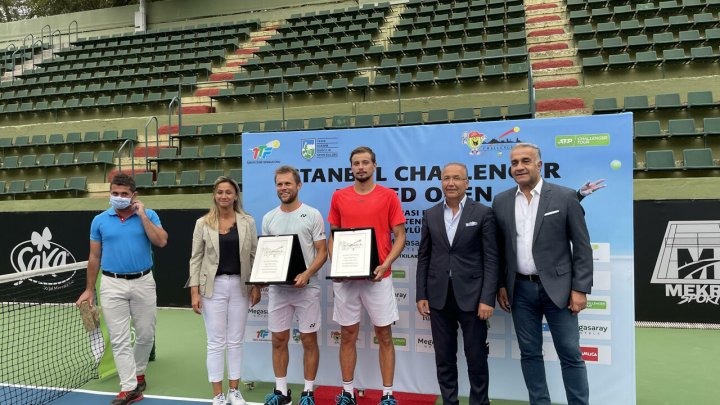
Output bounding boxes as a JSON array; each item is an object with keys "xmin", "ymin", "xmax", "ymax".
[
  {"xmin": 492, "ymin": 181, "xmax": 594, "ymax": 308},
  {"xmin": 416, "ymin": 198, "xmax": 499, "ymax": 312}
]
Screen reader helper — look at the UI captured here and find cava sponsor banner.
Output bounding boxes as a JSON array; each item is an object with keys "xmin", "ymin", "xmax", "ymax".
[
  {"xmin": 242, "ymin": 115, "xmax": 635, "ymax": 404},
  {"xmin": 635, "ymin": 200, "xmax": 720, "ymax": 322}
]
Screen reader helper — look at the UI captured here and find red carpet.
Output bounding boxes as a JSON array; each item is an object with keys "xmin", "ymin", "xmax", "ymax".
[{"xmin": 314, "ymin": 386, "xmax": 437, "ymax": 405}]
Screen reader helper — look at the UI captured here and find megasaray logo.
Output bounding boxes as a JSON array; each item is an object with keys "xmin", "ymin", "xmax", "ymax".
[
  {"xmin": 10, "ymin": 227, "xmax": 78, "ymax": 289},
  {"xmin": 650, "ymin": 221, "xmax": 720, "ymax": 305}
]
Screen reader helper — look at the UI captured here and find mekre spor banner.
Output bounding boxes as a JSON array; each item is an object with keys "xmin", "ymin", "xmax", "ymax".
[{"xmin": 242, "ymin": 114, "xmax": 635, "ymax": 404}]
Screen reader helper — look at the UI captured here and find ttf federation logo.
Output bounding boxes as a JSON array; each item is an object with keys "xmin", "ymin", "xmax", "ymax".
[
  {"xmin": 250, "ymin": 140, "xmax": 280, "ymax": 160},
  {"xmin": 650, "ymin": 220, "xmax": 720, "ymax": 305},
  {"xmin": 301, "ymin": 139, "xmax": 316, "ymax": 160},
  {"xmin": 10, "ymin": 227, "xmax": 78, "ymax": 289}
]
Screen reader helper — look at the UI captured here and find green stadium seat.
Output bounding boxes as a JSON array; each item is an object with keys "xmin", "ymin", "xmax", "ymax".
[
  {"xmin": 243, "ymin": 121, "xmax": 261, "ymax": 133},
  {"xmin": 228, "ymin": 168, "xmax": 243, "ymax": 182},
  {"xmin": 608, "ymin": 53, "xmax": 633, "ymax": 69},
  {"xmin": 38, "ymin": 154, "xmax": 55, "ymax": 167},
  {"xmin": 506, "ymin": 104, "xmax": 532, "ymax": 119},
  {"xmin": 3, "ymin": 156, "xmax": 19, "ymax": 169},
  {"xmin": 180, "ymin": 146, "xmax": 199, "ymax": 159},
  {"xmin": 426, "ymin": 109, "xmax": 449, "ymax": 124},
  {"xmin": 56, "ymin": 153, "xmax": 74, "ymax": 166},
  {"xmin": 224, "ymin": 144, "xmax": 243, "ymax": 158},
  {"xmin": 202, "ymin": 145, "xmax": 222, "ymax": 159},
  {"xmin": 202, "ymin": 170, "xmax": 225, "ymax": 185},
  {"xmin": 77, "ymin": 151, "xmax": 95, "ymax": 164},
  {"xmin": 668, "ymin": 119, "xmax": 699, "ymax": 136},
  {"xmin": 453, "ymin": 108, "xmax": 477, "ymax": 122},
  {"xmin": 263, "ymin": 120, "xmax": 284, "ymax": 132},
  {"xmin": 30, "ymin": 135, "xmax": 46, "ymax": 145},
  {"xmin": 47, "ymin": 178, "xmax": 67, "ymax": 191},
  {"xmin": 286, "ymin": 119, "xmax": 306, "ymax": 131},
  {"xmin": 635, "ymin": 50, "xmax": 661, "ymax": 67},
  {"xmin": 478, "ymin": 106, "xmax": 503, "ymax": 121},
  {"xmin": 378, "ymin": 113, "xmax": 399, "ymax": 126},
  {"xmin": 655, "ymin": 93, "xmax": 684, "ymax": 109},
  {"xmin": 330, "ymin": 116, "xmax": 350, "ymax": 129},
  {"xmin": 645, "ymin": 150, "xmax": 677, "ymax": 170},
  {"xmin": 27, "ymin": 179, "xmax": 46, "ymax": 193},
  {"xmin": 179, "ymin": 170, "xmax": 201, "ymax": 186},
  {"xmin": 8, "ymin": 180, "xmax": 25, "ymax": 194},
  {"xmin": 353, "ymin": 115, "xmax": 374, "ymax": 128},
  {"xmin": 84, "ymin": 131, "xmax": 100, "ymax": 142},
  {"xmin": 47, "ymin": 133, "xmax": 64, "ymax": 144},
  {"xmin": 97, "ymin": 151, "xmax": 115, "ymax": 164},
  {"xmin": 401, "ymin": 111, "xmax": 424, "ymax": 125},
  {"xmin": 593, "ymin": 98, "xmax": 621, "ymax": 114},
  {"xmin": 14, "ymin": 136, "xmax": 29, "ymax": 146},
  {"xmin": 627, "ymin": 35, "xmax": 652, "ymax": 51},
  {"xmin": 618, "ymin": 19, "xmax": 642, "ymax": 36},
  {"xmin": 624, "ymin": 96, "xmax": 652, "ymax": 112},
  {"xmin": 220, "ymin": 123, "xmax": 239, "ymax": 135},
  {"xmin": 307, "ymin": 117, "xmax": 327, "ymax": 130},
  {"xmin": 134, "ymin": 172, "xmax": 154, "ymax": 189},
  {"xmin": 156, "ymin": 171, "xmax": 177, "ymax": 187},
  {"xmin": 602, "ymin": 37, "xmax": 625, "ymax": 53},
  {"xmin": 67, "ymin": 176, "xmax": 87, "ymax": 192},
  {"xmin": 690, "ymin": 46, "xmax": 719, "ymax": 62},
  {"xmin": 0, "ymin": 180, "xmax": 5, "ymax": 194},
  {"xmin": 687, "ymin": 91, "xmax": 718, "ymax": 108},
  {"xmin": 19, "ymin": 154, "xmax": 37, "ymax": 168},
  {"xmin": 157, "ymin": 148, "xmax": 178, "ymax": 160},
  {"xmin": 635, "ymin": 121, "xmax": 664, "ymax": 138},
  {"xmin": 683, "ymin": 148, "xmax": 715, "ymax": 168},
  {"xmin": 582, "ymin": 56, "xmax": 606, "ymax": 70}
]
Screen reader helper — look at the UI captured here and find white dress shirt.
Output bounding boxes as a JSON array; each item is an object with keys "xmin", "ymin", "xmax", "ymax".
[
  {"xmin": 515, "ymin": 179, "xmax": 543, "ymax": 275},
  {"xmin": 443, "ymin": 195, "xmax": 466, "ymax": 278}
]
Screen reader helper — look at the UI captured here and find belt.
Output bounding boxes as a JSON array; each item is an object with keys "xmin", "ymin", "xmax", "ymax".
[
  {"xmin": 516, "ymin": 273, "xmax": 541, "ymax": 282},
  {"xmin": 102, "ymin": 269, "xmax": 151, "ymax": 280}
]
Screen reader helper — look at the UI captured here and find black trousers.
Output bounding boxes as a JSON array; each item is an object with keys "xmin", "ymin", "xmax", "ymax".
[{"xmin": 430, "ymin": 280, "xmax": 490, "ymax": 405}]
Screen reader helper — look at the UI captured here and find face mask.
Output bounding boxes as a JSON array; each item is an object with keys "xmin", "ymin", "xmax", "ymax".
[{"xmin": 110, "ymin": 196, "xmax": 132, "ymax": 210}]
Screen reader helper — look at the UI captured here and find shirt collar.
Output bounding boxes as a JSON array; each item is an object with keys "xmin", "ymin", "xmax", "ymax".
[
  {"xmin": 443, "ymin": 195, "xmax": 467, "ymax": 210},
  {"xmin": 515, "ymin": 178, "xmax": 544, "ymax": 197}
]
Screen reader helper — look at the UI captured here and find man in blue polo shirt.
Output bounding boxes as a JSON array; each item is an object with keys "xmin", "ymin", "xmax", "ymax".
[{"xmin": 77, "ymin": 173, "xmax": 168, "ymax": 405}]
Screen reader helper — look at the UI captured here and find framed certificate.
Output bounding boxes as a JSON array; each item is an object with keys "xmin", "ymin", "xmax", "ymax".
[
  {"xmin": 328, "ymin": 227, "xmax": 379, "ymax": 280},
  {"xmin": 247, "ymin": 234, "xmax": 306, "ymax": 285}
]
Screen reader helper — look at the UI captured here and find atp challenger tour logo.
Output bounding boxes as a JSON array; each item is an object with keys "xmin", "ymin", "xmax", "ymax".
[
  {"xmin": 10, "ymin": 227, "xmax": 78, "ymax": 288},
  {"xmin": 650, "ymin": 221, "xmax": 720, "ymax": 305}
]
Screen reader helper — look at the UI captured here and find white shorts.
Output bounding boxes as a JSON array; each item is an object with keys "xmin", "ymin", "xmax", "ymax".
[
  {"xmin": 332, "ymin": 277, "xmax": 399, "ymax": 327},
  {"xmin": 268, "ymin": 285, "xmax": 321, "ymax": 333}
]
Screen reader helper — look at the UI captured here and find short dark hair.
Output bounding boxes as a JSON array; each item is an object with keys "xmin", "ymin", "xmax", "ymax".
[
  {"xmin": 349, "ymin": 146, "xmax": 376, "ymax": 164},
  {"xmin": 274, "ymin": 165, "xmax": 301, "ymax": 184},
  {"xmin": 110, "ymin": 173, "xmax": 136, "ymax": 192}
]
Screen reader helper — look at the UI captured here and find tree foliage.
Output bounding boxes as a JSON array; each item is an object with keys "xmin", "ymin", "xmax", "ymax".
[{"xmin": 0, "ymin": 0, "xmax": 140, "ymax": 22}]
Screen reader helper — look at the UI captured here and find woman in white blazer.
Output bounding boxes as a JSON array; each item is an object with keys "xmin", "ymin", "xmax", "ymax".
[{"xmin": 187, "ymin": 176, "xmax": 260, "ymax": 405}]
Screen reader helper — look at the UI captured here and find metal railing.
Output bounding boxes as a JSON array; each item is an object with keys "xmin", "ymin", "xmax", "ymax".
[
  {"xmin": 144, "ymin": 116, "xmax": 159, "ymax": 172},
  {"xmin": 117, "ymin": 138, "xmax": 136, "ymax": 176}
]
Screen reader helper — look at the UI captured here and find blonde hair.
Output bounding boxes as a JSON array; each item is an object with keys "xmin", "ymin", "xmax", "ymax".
[{"xmin": 203, "ymin": 176, "xmax": 245, "ymax": 229}]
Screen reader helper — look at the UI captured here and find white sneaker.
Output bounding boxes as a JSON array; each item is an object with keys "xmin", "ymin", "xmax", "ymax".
[
  {"xmin": 227, "ymin": 388, "xmax": 247, "ymax": 405},
  {"xmin": 213, "ymin": 393, "xmax": 227, "ymax": 405}
]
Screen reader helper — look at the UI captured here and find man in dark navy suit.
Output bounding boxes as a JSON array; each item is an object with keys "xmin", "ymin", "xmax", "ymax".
[{"xmin": 416, "ymin": 162, "xmax": 499, "ymax": 405}]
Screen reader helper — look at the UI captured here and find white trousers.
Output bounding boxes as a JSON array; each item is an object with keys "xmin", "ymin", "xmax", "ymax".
[
  {"xmin": 201, "ymin": 274, "xmax": 250, "ymax": 382},
  {"xmin": 100, "ymin": 273, "xmax": 157, "ymax": 392}
]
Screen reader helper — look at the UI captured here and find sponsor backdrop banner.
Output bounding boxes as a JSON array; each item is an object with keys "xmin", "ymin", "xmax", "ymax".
[
  {"xmin": 242, "ymin": 114, "xmax": 635, "ymax": 404},
  {"xmin": 0, "ymin": 209, "xmax": 203, "ymax": 379},
  {"xmin": 634, "ymin": 200, "xmax": 720, "ymax": 322}
]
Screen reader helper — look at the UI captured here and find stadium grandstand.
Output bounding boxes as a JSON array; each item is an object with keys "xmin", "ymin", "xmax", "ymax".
[{"xmin": 0, "ymin": 0, "xmax": 718, "ymax": 404}]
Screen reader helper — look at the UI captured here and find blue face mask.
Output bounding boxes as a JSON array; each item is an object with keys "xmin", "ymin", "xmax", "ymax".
[{"xmin": 110, "ymin": 196, "xmax": 132, "ymax": 210}]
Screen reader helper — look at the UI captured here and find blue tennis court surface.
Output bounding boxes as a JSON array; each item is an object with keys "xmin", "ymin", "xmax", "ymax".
[
  {"xmin": 1, "ymin": 386, "xmax": 264, "ymax": 405},
  {"xmin": 47, "ymin": 389, "xmax": 265, "ymax": 404}
]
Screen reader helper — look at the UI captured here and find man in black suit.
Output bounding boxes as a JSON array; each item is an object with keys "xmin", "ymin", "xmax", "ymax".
[
  {"xmin": 416, "ymin": 162, "xmax": 499, "ymax": 405},
  {"xmin": 493, "ymin": 143, "xmax": 593, "ymax": 405}
]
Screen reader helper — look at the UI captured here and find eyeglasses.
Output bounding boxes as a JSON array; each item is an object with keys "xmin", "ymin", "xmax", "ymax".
[{"xmin": 441, "ymin": 176, "xmax": 468, "ymax": 183}]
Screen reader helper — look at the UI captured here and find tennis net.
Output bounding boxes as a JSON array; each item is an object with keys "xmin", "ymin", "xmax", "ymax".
[{"xmin": 0, "ymin": 261, "xmax": 102, "ymax": 405}]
